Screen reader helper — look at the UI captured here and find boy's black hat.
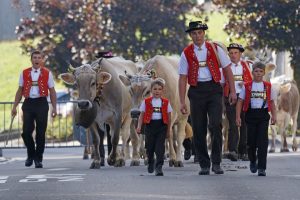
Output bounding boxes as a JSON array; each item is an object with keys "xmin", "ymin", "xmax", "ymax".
[
  {"xmin": 185, "ymin": 21, "xmax": 208, "ymax": 33},
  {"xmin": 227, "ymin": 43, "xmax": 245, "ymax": 52}
]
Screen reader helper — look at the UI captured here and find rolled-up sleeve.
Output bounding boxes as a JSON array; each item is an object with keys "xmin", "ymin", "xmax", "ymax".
[{"xmin": 48, "ymin": 72, "xmax": 55, "ymax": 88}]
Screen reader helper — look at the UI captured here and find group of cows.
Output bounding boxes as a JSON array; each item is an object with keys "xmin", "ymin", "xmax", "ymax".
[{"xmin": 59, "ymin": 51, "xmax": 299, "ymax": 169}]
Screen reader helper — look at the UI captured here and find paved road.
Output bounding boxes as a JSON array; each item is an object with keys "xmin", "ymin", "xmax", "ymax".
[{"xmin": 0, "ymin": 148, "xmax": 300, "ymax": 200}]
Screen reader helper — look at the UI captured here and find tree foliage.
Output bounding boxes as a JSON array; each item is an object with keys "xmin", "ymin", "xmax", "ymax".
[
  {"xmin": 212, "ymin": 0, "xmax": 300, "ymax": 125},
  {"xmin": 15, "ymin": 0, "xmax": 200, "ymax": 76}
]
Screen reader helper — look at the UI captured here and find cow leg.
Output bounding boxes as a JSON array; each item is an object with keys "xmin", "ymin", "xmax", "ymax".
[
  {"xmin": 108, "ymin": 116, "xmax": 124, "ymax": 167},
  {"xmin": 291, "ymin": 114, "xmax": 298, "ymax": 152},
  {"xmin": 130, "ymin": 121, "xmax": 140, "ymax": 166},
  {"xmin": 269, "ymin": 125, "xmax": 276, "ymax": 153},
  {"xmin": 168, "ymin": 125, "xmax": 176, "ymax": 167},
  {"xmin": 83, "ymin": 146, "xmax": 89, "ymax": 159},
  {"xmin": 90, "ymin": 125, "xmax": 101, "ymax": 169},
  {"xmin": 174, "ymin": 120, "xmax": 186, "ymax": 167}
]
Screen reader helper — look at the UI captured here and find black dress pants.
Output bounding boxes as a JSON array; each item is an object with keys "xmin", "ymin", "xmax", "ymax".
[
  {"xmin": 225, "ymin": 97, "xmax": 247, "ymax": 154},
  {"xmin": 145, "ymin": 120, "xmax": 167, "ymax": 168},
  {"xmin": 21, "ymin": 97, "xmax": 49, "ymax": 161},
  {"xmin": 188, "ymin": 81, "xmax": 223, "ymax": 169},
  {"xmin": 245, "ymin": 108, "xmax": 270, "ymax": 170}
]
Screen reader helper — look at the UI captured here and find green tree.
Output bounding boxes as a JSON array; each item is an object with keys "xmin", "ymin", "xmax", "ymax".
[
  {"xmin": 15, "ymin": 0, "xmax": 200, "ymax": 76},
  {"xmin": 213, "ymin": 0, "xmax": 300, "ymax": 126}
]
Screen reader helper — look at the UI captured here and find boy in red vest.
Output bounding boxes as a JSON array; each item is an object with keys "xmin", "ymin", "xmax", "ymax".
[
  {"xmin": 236, "ymin": 62, "xmax": 276, "ymax": 176},
  {"xmin": 11, "ymin": 50, "xmax": 57, "ymax": 168},
  {"xmin": 136, "ymin": 78, "xmax": 172, "ymax": 176},
  {"xmin": 224, "ymin": 43, "xmax": 252, "ymax": 161}
]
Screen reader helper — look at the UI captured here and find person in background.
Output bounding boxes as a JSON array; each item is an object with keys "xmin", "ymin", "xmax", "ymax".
[
  {"xmin": 224, "ymin": 43, "xmax": 252, "ymax": 161},
  {"xmin": 11, "ymin": 50, "xmax": 57, "ymax": 168}
]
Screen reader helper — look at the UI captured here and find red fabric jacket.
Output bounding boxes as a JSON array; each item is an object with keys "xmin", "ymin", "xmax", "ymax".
[
  {"xmin": 243, "ymin": 81, "xmax": 271, "ymax": 112},
  {"xmin": 143, "ymin": 97, "xmax": 169, "ymax": 124},
  {"xmin": 22, "ymin": 67, "xmax": 50, "ymax": 98},
  {"xmin": 223, "ymin": 60, "xmax": 252, "ymax": 97},
  {"xmin": 184, "ymin": 41, "xmax": 221, "ymax": 86}
]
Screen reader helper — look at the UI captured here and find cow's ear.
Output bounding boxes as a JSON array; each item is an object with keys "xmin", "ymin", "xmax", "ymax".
[
  {"xmin": 280, "ymin": 82, "xmax": 291, "ymax": 94},
  {"xmin": 97, "ymin": 72, "xmax": 111, "ymax": 85},
  {"xmin": 59, "ymin": 73, "xmax": 76, "ymax": 85},
  {"xmin": 265, "ymin": 63, "xmax": 276, "ymax": 74},
  {"xmin": 119, "ymin": 75, "xmax": 131, "ymax": 86}
]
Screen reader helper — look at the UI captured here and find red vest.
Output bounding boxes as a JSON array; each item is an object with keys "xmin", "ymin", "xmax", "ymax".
[
  {"xmin": 223, "ymin": 60, "xmax": 252, "ymax": 97},
  {"xmin": 143, "ymin": 97, "xmax": 169, "ymax": 124},
  {"xmin": 22, "ymin": 67, "xmax": 50, "ymax": 98},
  {"xmin": 243, "ymin": 81, "xmax": 271, "ymax": 112},
  {"xmin": 184, "ymin": 41, "xmax": 221, "ymax": 86}
]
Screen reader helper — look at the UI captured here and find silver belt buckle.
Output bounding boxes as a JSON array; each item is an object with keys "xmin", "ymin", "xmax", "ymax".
[{"xmin": 199, "ymin": 61, "xmax": 206, "ymax": 68}]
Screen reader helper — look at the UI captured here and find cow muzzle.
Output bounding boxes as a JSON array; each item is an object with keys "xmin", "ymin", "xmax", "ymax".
[
  {"xmin": 77, "ymin": 100, "xmax": 92, "ymax": 110},
  {"xmin": 130, "ymin": 108, "xmax": 141, "ymax": 119}
]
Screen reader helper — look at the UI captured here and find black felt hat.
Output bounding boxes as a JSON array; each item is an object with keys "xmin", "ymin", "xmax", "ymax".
[
  {"xmin": 227, "ymin": 43, "xmax": 245, "ymax": 52},
  {"xmin": 185, "ymin": 21, "xmax": 208, "ymax": 33},
  {"xmin": 95, "ymin": 51, "xmax": 114, "ymax": 58}
]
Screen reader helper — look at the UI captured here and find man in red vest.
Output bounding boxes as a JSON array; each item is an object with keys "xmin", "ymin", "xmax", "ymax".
[
  {"xmin": 224, "ymin": 43, "xmax": 252, "ymax": 162},
  {"xmin": 179, "ymin": 21, "xmax": 237, "ymax": 175},
  {"xmin": 11, "ymin": 50, "xmax": 57, "ymax": 168},
  {"xmin": 236, "ymin": 62, "xmax": 276, "ymax": 176}
]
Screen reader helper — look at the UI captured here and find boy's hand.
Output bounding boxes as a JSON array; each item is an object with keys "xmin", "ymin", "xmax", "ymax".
[
  {"xmin": 136, "ymin": 127, "xmax": 141, "ymax": 134},
  {"xmin": 271, "ymin": 116, "xmax": 277, "ymax": 125},
  {"xmin": 180, "ymin": 103, "xmax": 188, "ymax": 114},
  {"xmin": 236, "ymin": 117, "xmax": 241, "ymax": 127}
]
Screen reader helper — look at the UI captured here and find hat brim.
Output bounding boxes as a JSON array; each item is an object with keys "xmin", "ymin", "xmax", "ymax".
[
  {"xmin": 227, "ymin": 47, "xmax": 245, "ymax": 52},
  {"xmin": 185, "ymin": 27, "xmax": 208, "ymax": 33}
]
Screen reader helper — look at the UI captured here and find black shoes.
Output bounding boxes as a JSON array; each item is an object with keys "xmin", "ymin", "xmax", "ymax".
[
  {"xmin": 184, "ymin": 149, "xmax": 192, "ymax": 160},
  {"xmin": 212, "ymin": 165, "xmax": 224, "ymax": 174},
  {"xmin": 34, "ymin": 160, "xmax": 43, "ymax": 168},
  {"xmin": 155, "ymin": 166, "xmax": 164, "ymax": 176},
  {"xmin": 199, "ymin": 168, "xmax": 210, "ymax": 175},
  {"xmin": 25, "ymin": 158, "xmax": 33, "ymax": 167},
  {"xmin": 250, "ymin": 162, "xmax": 257, "ymax": 173},
  {"xmin": 258, "ymin": 169, "xmax": 266, "ymax": 176},
  {"xmin": 148, "ymin": 163, "xmax": 154, "ymax": 173},
  {"xmin": 227, "ymin": 152, "xmax": 238, "ymax": 161},
  {"xmin": 239, "ymin": 154, "xmax": 249, "ymax": 161}
]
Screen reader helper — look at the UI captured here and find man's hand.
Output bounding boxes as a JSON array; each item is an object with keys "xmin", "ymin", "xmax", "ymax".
[
  {"xmin": 136, "ymin": 126, "xmax": 141, "ymax": 134},
  {"xmin": 236, "ymin": 117, "xmax": 241, "ymax": 127},
  {"xmin": 52, "ymin": 108, "xmax": 57, "ymax": 118},
  {"xmin": 11, "ymin": 107, "xmax": 17, "ymax": 117},
  {"xmin": 229, "ymin": 92, "xmax": 237, "ymax": 105},
  {"xmin": 271, "ymin": 116, "xmax": 277, "ymax": 125},
  {"xmin": 180, "ymin": 103, "xmax": 188, "ymax": 115}
]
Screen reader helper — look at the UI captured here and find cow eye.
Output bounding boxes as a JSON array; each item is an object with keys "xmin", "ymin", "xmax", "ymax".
[
  {"xmin": 91, "ymin": 82, "xmax": 96, "ymax": 87},
  {"xmin": 144, "ymin": 90, "xmax": 150, "ymax": 97}
]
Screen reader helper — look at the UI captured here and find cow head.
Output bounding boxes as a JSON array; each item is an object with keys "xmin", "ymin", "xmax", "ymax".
[
  {"xmin": 119, "ymin": 72, "xmax": 152, "ymax": 119},
  {"xmin": 59, "ymin": 64, "xmax": 111, "ymax": 127}
]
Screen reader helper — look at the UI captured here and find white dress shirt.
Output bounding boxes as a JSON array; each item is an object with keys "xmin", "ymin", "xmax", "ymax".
[
  {"xmin": 178, "ymin": 42, "xmax": 231, "ymax": 82},
  {"xmin": 19, "ymin": 67, "xmax": 55, "ymax": 98},
  {"xmin": 239, "ymin": 81, "xmax": 276, "ymax": 109},
  {"xmin": 140, "ymin": 97, "xmax": 173, "ymax": 120}
]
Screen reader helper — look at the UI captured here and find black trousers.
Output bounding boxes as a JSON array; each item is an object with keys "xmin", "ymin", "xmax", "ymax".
[
  {"xmin": 21, "ymin": 97, "xmax": 49, "ymax": 161},
  {"xmin": 145, "ymin": 120, "xmax": 167, "ymax": 168},
  {"xmin": 245, "ymin": 108, "xmax": 270, "ymax": 170},
  {"xmin": 188, "ymin": 81, "xmax": 223, "ymax": 168},
  {"xmin": 225, "ymin": 97, "xmax": 247, "ymax": 154}
]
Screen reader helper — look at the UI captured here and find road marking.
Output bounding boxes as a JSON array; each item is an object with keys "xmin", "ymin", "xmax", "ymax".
[
  {"xmin": 19, "ymin": 174, "xmax": 85, "ymax": 183},
  {"xmin": 0, "ymin": 176, "xmax": 8, "ymax": 184},
  {"xmin": 47, "ymin": 168, "xmax": 70, "ymax": 171}
]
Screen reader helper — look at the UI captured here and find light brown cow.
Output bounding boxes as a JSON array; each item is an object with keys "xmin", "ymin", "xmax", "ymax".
[
  {"xmin": 60, "ymin": 58, "xmax": 140, "ymax": 168},
  {"xmin": 270, "ymin": 76, "xmax": 299, "ymax": 152},
  {"xmin": 120, "ymin": 55, "xmax": 190, "ymax": 167}
]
